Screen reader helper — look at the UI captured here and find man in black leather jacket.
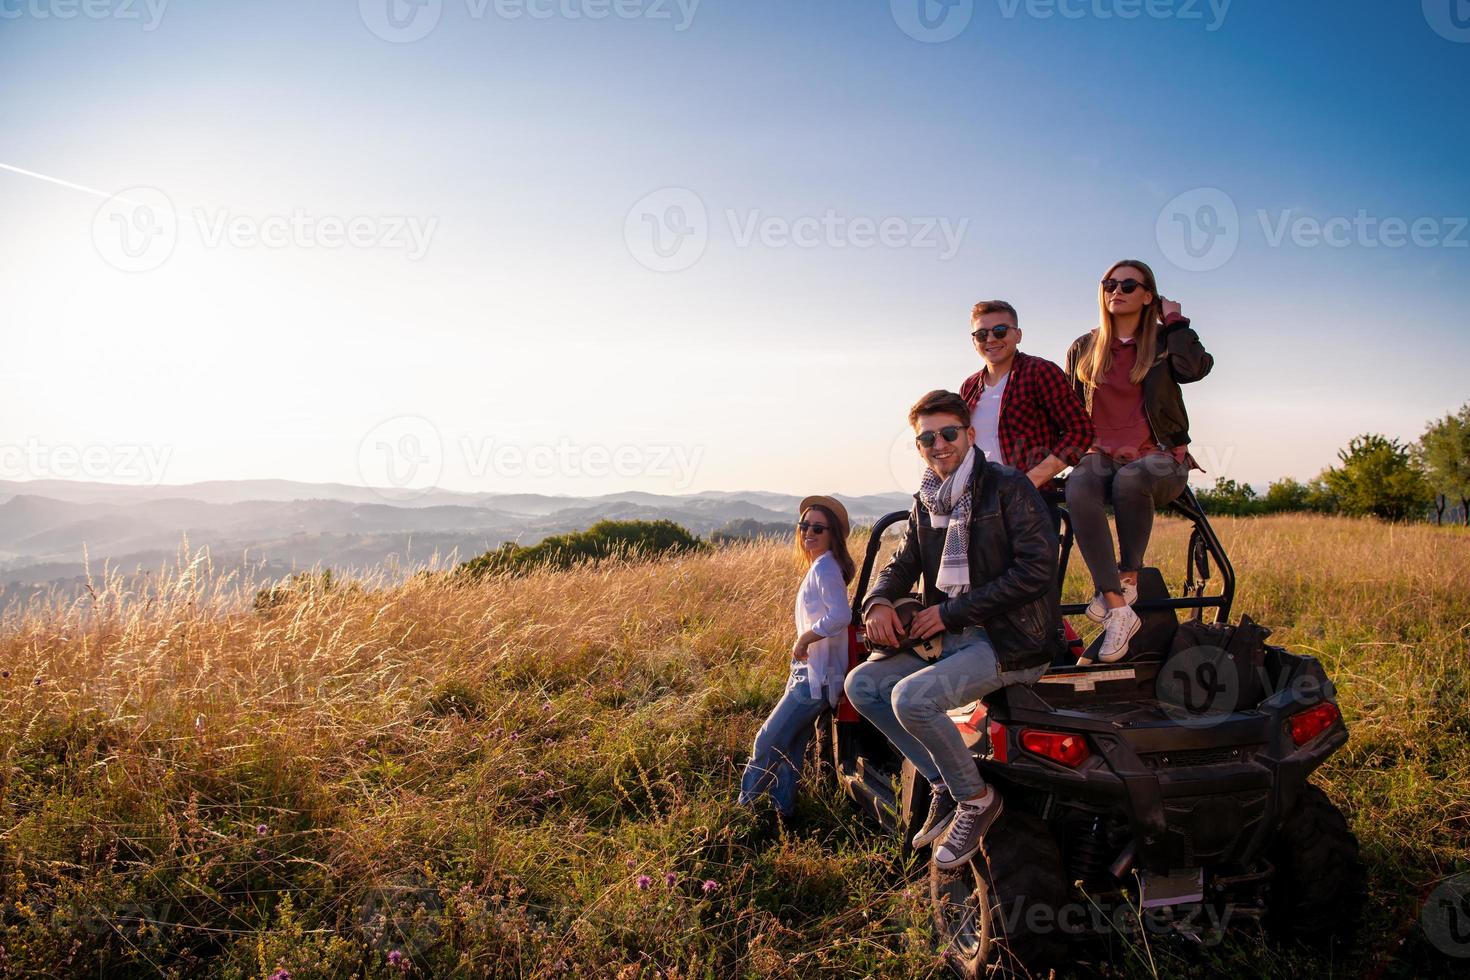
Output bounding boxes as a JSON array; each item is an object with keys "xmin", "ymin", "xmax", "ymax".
[{"xmin": 845, "ymin": 389, "xmax": 1063, "ymax": 871}]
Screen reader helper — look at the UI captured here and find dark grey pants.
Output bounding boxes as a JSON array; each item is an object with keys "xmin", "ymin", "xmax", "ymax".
[{"xmin": 1065, "ymin": 452, "xmax": 1190, "ymax": 596}]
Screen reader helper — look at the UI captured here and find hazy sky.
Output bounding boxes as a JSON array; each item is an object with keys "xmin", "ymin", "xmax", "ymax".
[{"xmin": 2, "ymin": 0, "xmax": 1467, "ymax": 498}]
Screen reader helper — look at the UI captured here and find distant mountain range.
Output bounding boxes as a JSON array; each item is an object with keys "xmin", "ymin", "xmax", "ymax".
[{"xmin": 0, "ymin": 479, "xmax": 913, "ymax": 607}]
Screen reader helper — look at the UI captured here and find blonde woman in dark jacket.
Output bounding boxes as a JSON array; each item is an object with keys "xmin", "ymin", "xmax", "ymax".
[{"xmin": 1064, "ymin": 259, "xmax": 1213, "ymax": 663}]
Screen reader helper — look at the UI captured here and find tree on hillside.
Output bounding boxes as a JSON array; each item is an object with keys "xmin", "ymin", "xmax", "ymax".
[
  {"xmin": 1418, "ymin": 404, "xmax": 1470, "ymax": 526},
  {"xmin": 1320, "ymin": 434, "xmax": 1432, "ymax": 522}
]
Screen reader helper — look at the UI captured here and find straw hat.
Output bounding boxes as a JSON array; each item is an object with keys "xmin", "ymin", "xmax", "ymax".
[{"xmin": 798, "ymin": 495, "xmax": 850, "ymax": 538}]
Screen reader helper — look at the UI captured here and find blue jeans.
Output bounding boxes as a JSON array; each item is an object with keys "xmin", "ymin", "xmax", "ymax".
[
  {"xmin": 738, "ymin": 662, "xmax": 828, "ymax": 816},
  {"xmin": 843, "ymin": 627, "xmax": 1047, "ymax": 800}
]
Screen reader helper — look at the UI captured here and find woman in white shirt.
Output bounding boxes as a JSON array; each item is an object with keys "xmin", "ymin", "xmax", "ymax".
[{"xmin": 738, "ymin": 495, "xmax": 854, "ymax": 820}]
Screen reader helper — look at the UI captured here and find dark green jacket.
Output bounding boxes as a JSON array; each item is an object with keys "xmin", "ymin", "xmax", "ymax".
[{"xmin": 1065, "ymin": 317, "xmax": 1213, "ymax": 451}]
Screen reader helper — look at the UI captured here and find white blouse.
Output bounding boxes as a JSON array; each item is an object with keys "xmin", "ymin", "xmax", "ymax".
[{"xmin": 795, "ymin": 551, "xmax": 853, "ymax": 706}]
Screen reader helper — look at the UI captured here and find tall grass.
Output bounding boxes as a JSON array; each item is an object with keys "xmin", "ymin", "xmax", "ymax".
[{"xmin": 0, "ymin": 516, "xmax": 1466, "ymax": 978}]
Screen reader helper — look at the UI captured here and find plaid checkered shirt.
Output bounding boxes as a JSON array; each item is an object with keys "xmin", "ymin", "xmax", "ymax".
[{"xmin": 959, "ymin": 351, "xmax": 1095, "ymax": 472}]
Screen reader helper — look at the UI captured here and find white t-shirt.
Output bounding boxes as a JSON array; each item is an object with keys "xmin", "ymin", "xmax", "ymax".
[{"xmin": 971, "ymin": 371, "xmax": 1009, "ymax": 465}]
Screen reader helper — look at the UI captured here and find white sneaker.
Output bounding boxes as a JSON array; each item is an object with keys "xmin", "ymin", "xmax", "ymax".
[
  {"xmin": 1096, "ymin": 605, "xmax": 1141, "ymax": 663},
  {"xmin": 1085, "ymin": 580, "xmax": 1138, "ymax": 624}
]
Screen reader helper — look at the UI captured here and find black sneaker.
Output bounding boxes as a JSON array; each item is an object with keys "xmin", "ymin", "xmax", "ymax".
[
  {"xmin": 933, "ymin": 788, "xmax": 1004, "ymax": 870},
  {"xmin": 910, "ymin": 787, "xmax": 957, "ymax": 849}
]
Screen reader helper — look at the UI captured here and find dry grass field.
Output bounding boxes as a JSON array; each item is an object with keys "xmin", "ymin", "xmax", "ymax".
[{"xmin": 0, "ymin": 514, "xmax": 1466, "ymax": 978}]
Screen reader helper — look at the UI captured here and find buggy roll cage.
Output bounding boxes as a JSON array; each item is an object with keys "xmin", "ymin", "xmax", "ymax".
[{"xmin": 850, "ymin": 481, "xmax": 1236, "ymax": 626}]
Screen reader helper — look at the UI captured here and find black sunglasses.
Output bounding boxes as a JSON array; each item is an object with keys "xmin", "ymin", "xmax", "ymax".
[
  {"xmin": 970, "ymin": 325, "xmax": 1013, "ymax": 342},
  {"xmin": 915, "ymin": 425, "xmax": 964, "ymax": 448},
  {"xmin": 1101, "ymin": 277, "xmax": 1147, "ymax": 295},
  {"xmin": 797, "ymin": 521, "xmax": 829, "ymax": 535}
]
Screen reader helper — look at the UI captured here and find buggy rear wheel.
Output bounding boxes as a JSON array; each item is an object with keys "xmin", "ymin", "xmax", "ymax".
[
  {"xmin": 930, "ymin": 803, "xmax": 1068, "ymax": 978},
  {"xmin": 1266, "ymin": 783, "xmax": 1366, "ymax": 947}
]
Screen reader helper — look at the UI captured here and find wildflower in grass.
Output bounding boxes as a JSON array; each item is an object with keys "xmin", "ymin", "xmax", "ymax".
[
  {"xmin": 636, "ymin": 875, "xmax": 652, "ymax": 891},
  {"xmin": 701, "ymin": 879, "xmax": 719, "ymax": 894},
  {"xmin": 388, "ymin": 949, "xmax": 409, "ymax": 972},
  {"xmin": 509, "ymin": 731, "xmax": 520, "ymax": 742},
  {"xmin": 542, "ymin": 701, "xmax": 552, "ymax": 711},
  {"xmin": 664, "ymin": 872, "xmax": 677, "ymax": 887},
  {"xmin": 256, "ymin": 823, "xmax": 268, "ymax": 836},
  {"xmin": 267, "ymin": 969, "xmax": 291, "ymax": 980},
  {"xmin": 625, "ymin": 858, "xmax": 637, "ymax": 869}
]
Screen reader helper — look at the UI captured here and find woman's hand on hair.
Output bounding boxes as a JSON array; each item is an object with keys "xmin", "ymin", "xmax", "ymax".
[{"xmin": 1160, "ymin": 297, "xmax": 1183, "ymax": 321}]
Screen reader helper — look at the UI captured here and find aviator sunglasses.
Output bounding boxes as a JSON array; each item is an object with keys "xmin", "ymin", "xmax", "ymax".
[
  {"xmin": 1101, "ymin": 277, "xmax": 1148, "ymax": 295},
  {"xmin": 915, "ymin": 425, "xmax": 964, "ymax": 448}
]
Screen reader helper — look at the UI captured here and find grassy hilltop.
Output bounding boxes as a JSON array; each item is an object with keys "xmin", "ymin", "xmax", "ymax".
[{"xmin": 0, "ymin": 515, "xmax": 1467, "ymax": 978}]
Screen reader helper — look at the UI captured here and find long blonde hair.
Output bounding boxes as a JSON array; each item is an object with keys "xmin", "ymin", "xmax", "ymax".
[{"xmin": 1077, "ymin": 259, "xmax": 1165, "ymax": 390}]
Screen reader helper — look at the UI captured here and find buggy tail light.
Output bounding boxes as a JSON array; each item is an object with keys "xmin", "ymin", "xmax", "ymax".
[
  {"xmin": 1289, "ymin": 702, "xmax": 1341, "ymax": 746},
  {"xmin": 1019, "ymin": 729, "xmax": 1091, "ymax": 768},
  {"xmin": 988, "ymin": 719, "xmax": 1009, "ymax": 763}
]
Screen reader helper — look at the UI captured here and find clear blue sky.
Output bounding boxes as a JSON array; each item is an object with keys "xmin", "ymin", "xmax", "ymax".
[{"xmin": 2, "ymin": 0, "xmax": 1467, "ymax": 497}]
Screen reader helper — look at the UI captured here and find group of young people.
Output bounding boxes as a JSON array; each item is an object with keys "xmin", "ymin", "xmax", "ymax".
[{"xmin": 738, "ymin": 258, "xmax": 1214, "ymax": 870}]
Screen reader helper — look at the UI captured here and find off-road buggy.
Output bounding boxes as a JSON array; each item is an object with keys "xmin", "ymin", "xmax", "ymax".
[{"xmin": 818, "ymin": 485, "xmax": 1365, "ymax": 977}]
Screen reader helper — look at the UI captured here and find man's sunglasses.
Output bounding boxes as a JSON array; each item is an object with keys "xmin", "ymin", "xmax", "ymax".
[
  {"xmin": 797, "ymin": 521, "xmax": 829, "ymax": 535},
  {"xmin": 915, "ymin": 425, "xmax": 964, "ymax": 448},
  {"xmin": 970, "ymin": 325, "xmax": 1013, "ymax": 342},
  {"xmin": 1101, "ymin": 277, "xmax": 1147, "ymax": 295}
]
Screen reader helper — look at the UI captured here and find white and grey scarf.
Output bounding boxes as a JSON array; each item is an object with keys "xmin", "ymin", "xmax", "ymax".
[{"xmin": 918, "ymin": 445, "xmax": 976, "ymax": 597}]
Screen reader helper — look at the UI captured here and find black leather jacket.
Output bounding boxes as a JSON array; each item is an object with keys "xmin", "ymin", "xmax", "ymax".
[
  {"xmin": 1065, "ymin": 317, "xmax": 1213, "ymax": 450},
  {"xmin": 862, "ymin": 456, "xmax": 1064, "ymax": 672}
]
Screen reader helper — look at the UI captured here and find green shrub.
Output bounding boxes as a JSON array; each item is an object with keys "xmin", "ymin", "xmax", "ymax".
[{"xmin": 457, "ymin": 520, "xmax": 706, "ymax": 579}]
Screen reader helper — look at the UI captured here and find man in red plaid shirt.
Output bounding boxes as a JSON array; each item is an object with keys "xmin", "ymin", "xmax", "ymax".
[{"xmin": 958, "ymin": 300, "xmax": 1094, "ymax": 488}]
